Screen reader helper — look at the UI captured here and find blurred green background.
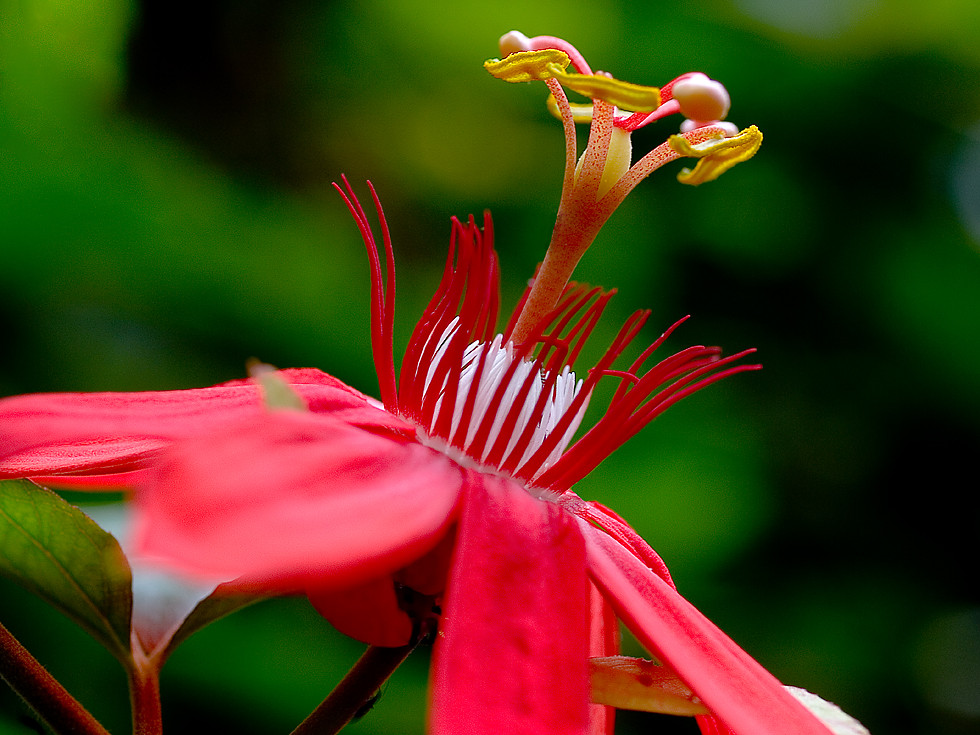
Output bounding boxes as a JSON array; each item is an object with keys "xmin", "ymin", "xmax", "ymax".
[{"xmin": 2, "ymin": 0, "xmax": 979, "ymax": 733}]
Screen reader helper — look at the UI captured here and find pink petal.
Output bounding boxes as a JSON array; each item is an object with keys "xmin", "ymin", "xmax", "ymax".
[
  {"xmin": 133, "ymin": 410, "xmax": 461, "ymax": 589},
  {"xmin": 578, "ymin": 519, "xmax": 832, "ymax": 735},
  {"xmin": 0, "ymin": 369, "xmax": 412, "ymax": 480},
  {"xmin": 308, "ymin": 577, "xmax": 413, "ymax": 648},
  {"xmin": 430, "ymin": 474, "xmax": 589, "ymax": 735}
]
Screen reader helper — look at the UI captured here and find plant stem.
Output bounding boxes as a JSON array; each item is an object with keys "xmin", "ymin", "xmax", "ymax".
[
  {"xmin": 129, "ymin": 650, "xmax": 163, "ymax": 735},
  {"xmin": 0, "ymin": 620, "xmax": 111, "ymax": 735},
  {"xmin": 290, "ymin": 642, "xmax": 418, "ymax": 735}
]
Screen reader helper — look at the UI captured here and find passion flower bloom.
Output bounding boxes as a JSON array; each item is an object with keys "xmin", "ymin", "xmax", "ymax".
[{"xmin": 0, "ymin": 32, "xmax": 843, "ymax": 735}]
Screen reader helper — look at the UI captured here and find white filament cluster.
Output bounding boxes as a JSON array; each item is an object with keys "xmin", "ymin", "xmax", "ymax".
[{"xmin": 421, "ymin": 319, "xmax": 590, "ymax": 482}]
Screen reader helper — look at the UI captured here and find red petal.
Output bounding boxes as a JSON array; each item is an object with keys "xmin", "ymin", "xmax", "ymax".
[
  {"xmin": 579, "ymin": 520, "xmax": 832, "ymax": 735},
  {"xmin": 394, "ymin": 527, "xmax": 457, "ymax": 597},
  {"xmin": 588, "ymin": 581, "xmax": 619, "ymax": 735},
  {"xmin": 30, "ymin": 470, "xmax": 149, "ymax": 489},
  {"xmin": 133, "ymin": 410, "xmax": 461, "ymax": 589},
  {"xmin": 308, "ymin": 577, "xmax": 413, "ymax": 648},
  {"xmin": 0, "ymin": 369, "xmax": 412, "ymax": 480},
  {"xmin": 430, "ymin": 475, "xmax": 589, "ymax": 735},
  {"xmin": 697, "ymin": 714, "xmax": 738, "ymax": 734}
]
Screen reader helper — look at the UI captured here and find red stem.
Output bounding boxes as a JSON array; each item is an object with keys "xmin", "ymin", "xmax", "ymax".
[
  {"xmin": 129, "ymin": 656, "xmax": 163, "ymax": 735},
  {"xmin": 0, "ymin": 620, "xmax": 111, "ymax": 735},
  {"xmin": 290, "ymin": 642, "xmax": 418, "ymax": 735}
]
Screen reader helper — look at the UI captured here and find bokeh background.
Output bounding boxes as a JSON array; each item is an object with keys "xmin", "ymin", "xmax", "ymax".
[{"xmin": 2, "ymin": 0, "xmax": 979, "ymax": 733}]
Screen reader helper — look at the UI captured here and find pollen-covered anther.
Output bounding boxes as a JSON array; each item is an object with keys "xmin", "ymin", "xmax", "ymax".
[{"xmin": 669, "ymin": 125, "xmax": 763, "ymax": 185}]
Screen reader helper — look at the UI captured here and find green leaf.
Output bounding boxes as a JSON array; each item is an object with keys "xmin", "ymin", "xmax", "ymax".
[{"xmin": 0, "ymin": 480, "xmax": 133, "ymax": 665}]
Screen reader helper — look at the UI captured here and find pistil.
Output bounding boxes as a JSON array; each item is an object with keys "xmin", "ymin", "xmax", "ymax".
[{"xmin": 510, "ymin": 94, "xmax": 620, "ymax": 344}]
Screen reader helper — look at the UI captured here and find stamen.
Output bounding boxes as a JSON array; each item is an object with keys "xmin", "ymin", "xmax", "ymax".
[
  {"xmin": 487, "ymin": 35, "xmax": 763, "ymax": 348},
  {"xmin": 498, "ymin": 30, "xmax": 595, "ymax": 76},
  {"xmin": 484, "ymin": 49, "xmax": 660, "ymax": 112},
  {"xmin": 339, "ymin": 40, "xmax": 764, "ymax": 510},
  {"xmin": 523, "ymin": 34, "xmax": 593, "ymax": 75},
  {"xmin": 668, "ymin": 125, "xmax": 763, "ymax": 185},
  {"xmin": 547, "ymin": 68, "xmax": 660, "ymax": 112},
  {"xmin": 544, "ymin": 78, "xmax": 579, "ymax": 215},
  {"xmin": 484, "ymin": 48, "xmax": 571, "ymax": 83}
]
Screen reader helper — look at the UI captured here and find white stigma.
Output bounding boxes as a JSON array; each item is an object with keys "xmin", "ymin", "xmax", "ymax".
[
  {"xmin": 672, "ymin": 73, "xmax": 731, "ymax": 123},
  {"xmin": 421, "ymin": 319, "xmax": 590, "ymax": 482},
  {"xmin": 499, "ymin": 30, "xmax": 533, "ymax": 56}
]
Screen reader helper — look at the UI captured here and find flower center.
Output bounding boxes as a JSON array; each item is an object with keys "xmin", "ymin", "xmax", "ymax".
[
  {"xmin": 335, "ymin": 127, "xmax": 761, "ymax": 498},
  {"xmin": 416, "ymin": 319, "xmax": 590, "ymax": 483}
]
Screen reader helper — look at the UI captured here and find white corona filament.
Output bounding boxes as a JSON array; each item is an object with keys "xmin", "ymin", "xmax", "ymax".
[{"xmin": 421, "ymin": 319, "xmax": 590, "ymax": 482}]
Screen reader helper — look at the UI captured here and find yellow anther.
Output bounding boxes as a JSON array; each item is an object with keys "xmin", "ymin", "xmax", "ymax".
[
  {"xmin": 668, "ymin": 125, "xmax": 763, "ymax": 185},
  {"xmin": 545, "ymin": 94, "xmax": 595, "ymax": 124},
  {"xmin": 548, "ymin": 65, "xmax": 661, "ymax": 112},
  {"xmin": 485, "ymin": 50, "xmax": 661, "ymax": 112},
  {"xmin": 484, "ymin": 49, "xmax": 571, "ymax": 83}
]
